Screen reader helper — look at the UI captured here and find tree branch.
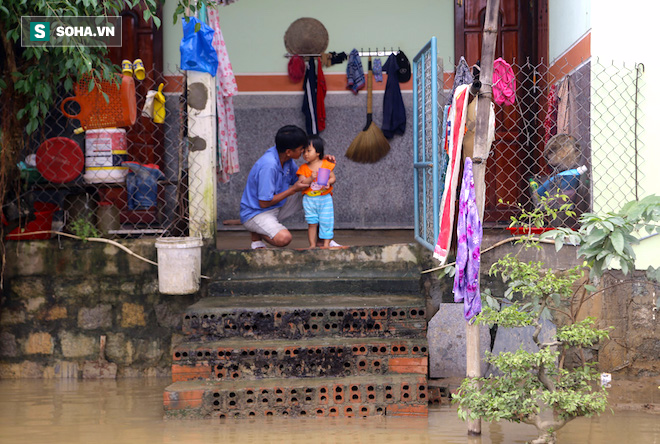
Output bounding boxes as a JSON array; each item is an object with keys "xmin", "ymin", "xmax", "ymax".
[{"xmin": 0, "ymin": 21, "xmax": 18, "ymax": 79}]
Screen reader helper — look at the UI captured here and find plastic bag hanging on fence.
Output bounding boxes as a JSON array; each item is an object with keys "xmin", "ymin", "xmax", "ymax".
[
  {"xmin": 122, "ymin": 162, "xmax": 164, "ymax": 210},
  {"xmin": 180, "ymin": 17, "xmax": 218, "ymax": 76}
]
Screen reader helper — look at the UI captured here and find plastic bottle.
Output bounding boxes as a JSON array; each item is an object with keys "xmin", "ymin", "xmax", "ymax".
[
  {"xmin": 528, "ymin": 178, "xmax": 539, "ymax": 192},
  {"xmin": 537, "ymin": 165, "xmax": 587, "ymax": 196}
]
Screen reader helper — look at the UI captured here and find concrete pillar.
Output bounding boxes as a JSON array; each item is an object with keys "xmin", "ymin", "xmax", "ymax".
[{"xmin": 186, "ymin": 71, "xmax": 217, "ymax": 240}]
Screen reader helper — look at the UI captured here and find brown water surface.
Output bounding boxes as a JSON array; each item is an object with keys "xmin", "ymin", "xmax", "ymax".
[{"xmin": 0, "ymin": 378, "xmax": 658, "ymax": 444}]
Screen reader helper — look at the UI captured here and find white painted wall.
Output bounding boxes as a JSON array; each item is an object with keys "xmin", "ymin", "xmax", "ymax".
[
  {"xmin": 591, "ymin": 0, "xmax": 660, "ymax": 268},
  {"xmin": 548, "ymin": 0, "xmax": 590, "ymax": 62}
]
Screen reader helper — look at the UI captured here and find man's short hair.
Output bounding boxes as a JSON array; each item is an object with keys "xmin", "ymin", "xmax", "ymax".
[{"xmin": 275, "ymin": 125, "xmax": 308, "ymax": 153}]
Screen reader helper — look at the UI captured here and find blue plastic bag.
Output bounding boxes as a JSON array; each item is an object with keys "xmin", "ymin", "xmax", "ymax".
[
  {"xmin": 180, "ymin": 17, "xmax": 218, "ymax": 76},
  {"xmin": 123, "ymin": 162, "xmax": 164, "ymax": 210}
]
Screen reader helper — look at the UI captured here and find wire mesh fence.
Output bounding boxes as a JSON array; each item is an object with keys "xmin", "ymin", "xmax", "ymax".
[
  {"xmin": 5, "ymin": 66, "xmax": 202, "ymax": 241},
  {"xmin": 414, "ymin": 55, "xmax": 645, "ymax": 249},
  {"xmin": 492, "ymin": 57, "xmax": 645, "ymax": 221}
]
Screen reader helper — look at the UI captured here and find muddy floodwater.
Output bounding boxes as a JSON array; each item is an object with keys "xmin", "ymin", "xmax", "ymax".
[{"xmin": 0, "ymin": 378, "xmax": 658, "ymax": 444}]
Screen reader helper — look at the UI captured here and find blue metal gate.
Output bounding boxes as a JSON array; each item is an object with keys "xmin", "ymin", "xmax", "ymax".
[{"xmin": 413, "ymin": 37, "xmax": 446, "ymax": 251}]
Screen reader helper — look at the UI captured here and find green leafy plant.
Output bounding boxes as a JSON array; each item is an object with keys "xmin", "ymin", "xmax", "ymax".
[
  {"xmin": 450, "ymin": 195, "xmax": 656, "ymax": 444},
  {"xmin": 68, "ymin": 217, "xmax": 101, "ymax": 241}
]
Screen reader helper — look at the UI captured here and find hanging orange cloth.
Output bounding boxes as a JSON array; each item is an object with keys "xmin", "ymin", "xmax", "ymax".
[{"xmin": 316, "ymin": 58, "xmax": 327, "ymax": 132}]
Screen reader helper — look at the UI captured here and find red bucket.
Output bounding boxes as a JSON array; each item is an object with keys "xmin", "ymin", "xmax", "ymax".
[{"xmin": 5, "ymin": 202, "xmax": 59, "ymax": 240}]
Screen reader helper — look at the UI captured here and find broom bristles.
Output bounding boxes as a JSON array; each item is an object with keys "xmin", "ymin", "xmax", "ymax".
[{"xmin": 345, "ymin": 122, "xmax": 391, "ymax": 163}]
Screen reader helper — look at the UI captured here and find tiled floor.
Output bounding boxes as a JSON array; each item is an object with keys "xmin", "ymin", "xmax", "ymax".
[{"xmin": 216, "ymin": 229, "xmax": 415, "ymax": 250}]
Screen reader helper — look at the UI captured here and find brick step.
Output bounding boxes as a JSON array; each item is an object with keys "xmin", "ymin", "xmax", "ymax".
[
  {"xmin": 209, "ymin": 277, "xmax": 420, "ymax": 297},
  {"xmin": 172, "ymin": 337, "xmax": 428, "ymax": 382},
  {"xmin": 206, "ymin": 244, "xmax": 422, "ymax": 281},
  {"xmin": 183, "ymin": 294, "xmax": 427, "ymax": 340},
  {"xmin": 163, "ymin": 374, "xmax": 428, "ymax": 419}
]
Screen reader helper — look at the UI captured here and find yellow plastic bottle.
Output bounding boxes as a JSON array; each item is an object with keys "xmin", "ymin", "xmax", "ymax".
[{"xmin": 153, "ymin": 83, "xmax": 166, "ymax": 124}]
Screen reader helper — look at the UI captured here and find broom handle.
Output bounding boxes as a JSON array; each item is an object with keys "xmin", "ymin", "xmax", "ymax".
[{"xmin": 365, "ymin": 57, "xmax": 373, "ymax": 129}]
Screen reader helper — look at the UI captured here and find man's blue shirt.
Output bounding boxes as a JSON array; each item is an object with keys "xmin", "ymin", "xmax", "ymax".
[{"xmin": 240, "ymin": 146, "xmax": 298, "ymax": 223}]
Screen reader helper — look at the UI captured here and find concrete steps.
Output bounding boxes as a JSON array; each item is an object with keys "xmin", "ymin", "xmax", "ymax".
[
  {"xmin": 172, "ymin": 337, "xmax": 428, "ymax": 382},
  {"xmin": 164, "ymin": 244, "xmax": 429, "ymax": 419},
  {"xmin": 208, "ymin": 276, "xmax": 420, "ymax": 296},
  {"xmin": 182, "ymin": 294, "xmax": 427, "ymax": 340},
  {"xmin": 164, "ymin": 374, "xmax": 429, "ymax": 419}
]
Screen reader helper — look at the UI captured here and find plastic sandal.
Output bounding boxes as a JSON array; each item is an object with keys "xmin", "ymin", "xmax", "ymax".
[
  {"xmin": 121, "ymin": 59, "xmax": 133, "ymax": 76},
  {"xmin": 133, "ymin": 58, "xmax": 145, "ymax": 80}
]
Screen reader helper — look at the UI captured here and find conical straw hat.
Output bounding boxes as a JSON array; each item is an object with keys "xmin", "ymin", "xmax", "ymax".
[{"xmin": 284, "ymin": 17, "xmax": 329, "ymax": 55}]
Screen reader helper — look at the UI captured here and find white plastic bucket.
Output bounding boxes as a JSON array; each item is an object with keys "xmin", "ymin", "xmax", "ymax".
[
  {"xmin": 83, "ymin": 129, "xmax": 128, "ymax": 184},
  {"xmin": 155, "ymin": 237, "xmax": 203, "ymax": 294}
]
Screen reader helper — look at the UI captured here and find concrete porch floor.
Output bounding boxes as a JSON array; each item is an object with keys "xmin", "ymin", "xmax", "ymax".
[{"xmin": 216, "ymin": 228, "xmax": 416, "ymax": 250}]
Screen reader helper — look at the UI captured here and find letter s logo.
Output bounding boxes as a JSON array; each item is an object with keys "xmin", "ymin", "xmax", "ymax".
[{"xmin": 34, "ymin": 24, "xmax": 45, "ymax": 39}]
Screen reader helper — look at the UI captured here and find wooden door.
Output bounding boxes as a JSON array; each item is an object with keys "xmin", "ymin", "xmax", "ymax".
[{"xmin": 455, "ymin": 0, "xmax": 547, "ymax": 222}]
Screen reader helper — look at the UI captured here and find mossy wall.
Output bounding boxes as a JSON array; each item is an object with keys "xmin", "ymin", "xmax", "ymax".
[{"xmin": 0, "ymin": 239, "xmax": 205, "ymax": 378}]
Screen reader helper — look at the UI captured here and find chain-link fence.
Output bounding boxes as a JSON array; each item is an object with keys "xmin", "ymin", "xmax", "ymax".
[
  {"xmin": 5, "ymin": 66, "xmax": 204, "ymax": 241},
  {"xmin": 414, "ymin": 54, "xmax": 645, "ymax": 249},
  {"xmin": 487, "ymin": 57, "xmax": 645, "ymax": 222}
]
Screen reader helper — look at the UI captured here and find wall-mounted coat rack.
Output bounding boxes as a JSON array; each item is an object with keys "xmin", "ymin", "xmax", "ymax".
[{"xmin": 284, "ymin": 47, "xmax": 401, "ymax": 58}]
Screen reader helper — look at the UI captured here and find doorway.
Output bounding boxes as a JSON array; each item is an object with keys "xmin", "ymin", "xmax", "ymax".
[{"xmin": 455, "ymin": 0, "xmax": 548, "ymax": 223}]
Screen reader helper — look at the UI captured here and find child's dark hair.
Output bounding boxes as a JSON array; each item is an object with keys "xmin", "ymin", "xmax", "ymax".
[
  {"xmin": 275, "ymin": 125, "xmax": 308, "ymax": 153},
  {"xmin": 307, "ymin": 135, "xmax": 325, "ymax": 159}
]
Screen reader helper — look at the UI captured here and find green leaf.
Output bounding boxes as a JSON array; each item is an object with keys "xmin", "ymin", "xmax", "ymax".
[
  {"xmin": 620, "ymin": 260, "xmax": 629, "ymax": 275},
  {"xmin": 611, "ymin": 230, "xmax": 624, "ymax": 255},
  {"xmin": 646, "ymin": 266, "xmax": 660, "ymax": 283},
  {"xmin": 584, "ymin": 284, "xmax": 598, "ymax": 293},
  {"xmin": 601, "ymin": 220, "xmax": 614, "ymax": 231}
]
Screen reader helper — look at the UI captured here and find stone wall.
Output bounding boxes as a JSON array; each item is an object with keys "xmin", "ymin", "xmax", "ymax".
[
  {"xmin": 3, "ymin": 237, "xmax": 659, "ymax": 380},
  {"xmin": 579, "ymin": 271, "xmax": 660, "ymax": 378},
  {"xmin": 0, "ymin": 239, "xmax": 205, "ymax": 378}
]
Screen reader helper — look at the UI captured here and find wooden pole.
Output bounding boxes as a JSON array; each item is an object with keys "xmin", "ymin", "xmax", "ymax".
[{"xmin": 467, "ymin": 0, "xmax": 500, "ymax": 436}]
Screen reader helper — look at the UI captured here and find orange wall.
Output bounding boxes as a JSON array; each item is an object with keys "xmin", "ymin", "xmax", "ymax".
[{"xmin": 548, "ymin": 32, "xmax": 591, "ymax": 83}]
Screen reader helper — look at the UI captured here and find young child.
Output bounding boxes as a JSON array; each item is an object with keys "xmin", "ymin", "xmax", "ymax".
[{"xmin": 296, "ymin": 135, "xmax": 341, "ymax": 248}]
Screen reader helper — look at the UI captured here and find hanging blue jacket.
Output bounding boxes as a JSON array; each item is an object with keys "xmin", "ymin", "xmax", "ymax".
[
  {"xmin": 346, "ymin": 49, "xmax": 365, "ymax": 94},
  {"xmin": 382, "ymin": 53, "xmax": 406, "ymax": 139}
]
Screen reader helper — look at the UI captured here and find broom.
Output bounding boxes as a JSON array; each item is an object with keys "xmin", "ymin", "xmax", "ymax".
[{"xmin": 345, "ymin": 57, "xmax": 391, "ymax": 163}]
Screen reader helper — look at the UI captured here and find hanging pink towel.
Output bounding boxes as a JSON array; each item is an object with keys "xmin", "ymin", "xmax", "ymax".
[
  {"xmin": 492, "ymin": 57, "xmax": 516, "ymax": 106},
  {"xmin": 208, "ymin": 8, "xmax": 240, "ymax": 183}
]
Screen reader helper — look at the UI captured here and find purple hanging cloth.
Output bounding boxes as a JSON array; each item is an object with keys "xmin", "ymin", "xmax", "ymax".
[{"xmin": 453, "ymin": 157, "xmax": 483, "ymax": 321}]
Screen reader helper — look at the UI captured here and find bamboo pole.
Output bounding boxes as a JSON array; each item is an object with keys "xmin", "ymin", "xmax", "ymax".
[{"xmin": 467, "ymin": 0, "xmax": 500, "ymax": 436}]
